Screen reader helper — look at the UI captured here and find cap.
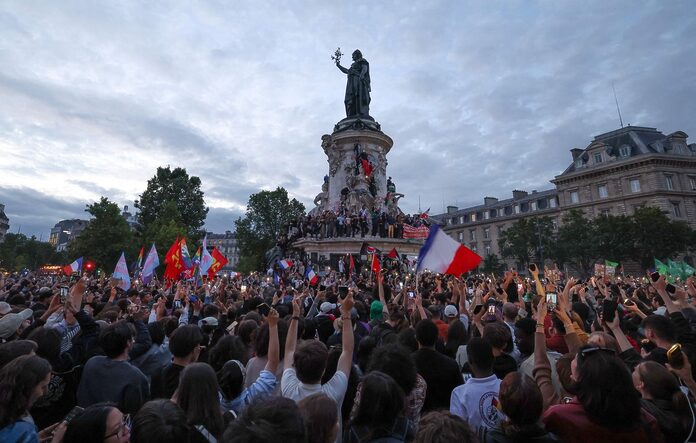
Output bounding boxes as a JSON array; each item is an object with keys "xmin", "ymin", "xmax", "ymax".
[
  {"xmin": 0, "ymin": 308, "xmax": 33, "ymax": 339},
  {"xmin": 320, "ymin": 302, "xmax": 337, "ymax": 314},
  {"xmin": 370, "ymin": 300, "xmax": 384, "ymax": 321},
  {"xmin": 0, "ymin": 302, "xmax": 11, "ymax": 316},
  {"xmin": 199, "ymin": 317, "xmax": 219, "ymax": 327},
  {"xmin": 444, "ymin": 305, "xmax": 458, "ymax": 318}
]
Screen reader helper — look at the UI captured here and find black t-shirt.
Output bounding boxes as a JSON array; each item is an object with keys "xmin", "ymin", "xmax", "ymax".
[{"xmin": 151, "ymin": 363, "xmax": 185, "ymax": 399}]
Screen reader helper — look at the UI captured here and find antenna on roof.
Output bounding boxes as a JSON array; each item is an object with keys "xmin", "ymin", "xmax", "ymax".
[{"xmin": 612, "ymin": 81, "xmax": 624, "ymax": 128}]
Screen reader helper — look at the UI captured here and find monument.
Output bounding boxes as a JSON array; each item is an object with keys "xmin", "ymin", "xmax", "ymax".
[{"xmin": 293, "ymin": 48, "xmax": 425, "ymax": 264}]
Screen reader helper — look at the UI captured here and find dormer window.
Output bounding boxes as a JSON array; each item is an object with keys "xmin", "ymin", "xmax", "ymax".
[
  {"xmin": 593, "ymin": 153, "xmax": 603, "ymax": 164},
  {"xmin": 619, "ymin": 145, "xmax": 630, "ymax": 157},
  {"xmin": 574, "ymin": 158, "xmax": 583, "ymax": 169}
]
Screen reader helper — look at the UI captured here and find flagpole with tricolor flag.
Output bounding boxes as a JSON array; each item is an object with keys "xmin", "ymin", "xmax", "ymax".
[
  {"xmin": 416, "ymin": 224, "xmax": 481, "ymax": 276},
  {"xmin": 141, "ymin": 244, "xmax": 160, "ymax": 285},
  {"xmin": 63, "ymin": 257, "xmax": 83, "ymax": 276}
]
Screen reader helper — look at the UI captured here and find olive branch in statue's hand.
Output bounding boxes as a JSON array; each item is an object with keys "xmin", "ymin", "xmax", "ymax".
[{"xmin": 331, "ymin": 47, "xmax": 343, "ymax": 65}]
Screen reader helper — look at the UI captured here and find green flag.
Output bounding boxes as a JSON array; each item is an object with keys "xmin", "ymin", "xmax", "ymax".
[
  {"xmin": 605, "ymin": 260, "xmax": 619, "ymax": 268},
  {"xmin": 681, "ymin": 262, "xmax": 695, "ymax": 279},
  {"xmin": 654, "ymin": 258, "xmax": 667, "ymax": 275}
]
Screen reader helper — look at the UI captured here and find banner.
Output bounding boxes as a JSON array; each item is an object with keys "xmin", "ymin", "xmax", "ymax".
[{"xmin": 403, "ymin": 225, "xmax": 430, "ymax": 239}]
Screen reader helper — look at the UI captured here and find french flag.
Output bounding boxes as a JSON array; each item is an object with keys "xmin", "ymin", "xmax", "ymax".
[
  {"xmin": 306, "ymin": 266, "xmax": 319, "ymax": 286},
  {"xmin": 416, "ymin": 225, "xmax": 481, "ymax": 275},
  {"xmin": 63, "ymin": 257, "xmax": 83, "ymax": 276},
  {"xmin": 278, "ymin": 259, "xmax": 293, "ymax": 270}
]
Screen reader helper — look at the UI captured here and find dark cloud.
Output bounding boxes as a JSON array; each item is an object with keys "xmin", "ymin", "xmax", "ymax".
[{"xmin": 0, "ymin": 1, "xmax": 694, "ymax": 236}]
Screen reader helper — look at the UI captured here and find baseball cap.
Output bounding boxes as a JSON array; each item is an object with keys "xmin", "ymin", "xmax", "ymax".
[
  {"xmin": 0, "ymin": 302, "xmax": 11, "ymax": 316},
  {"xmin": 444, "ymin": 305, "xmax": 458, "ymax": 318},
  {"xmin": 199, "ymin": 317, "xmax": 219, "ymax": 328},
  {"xmin": 0, "ymin": 308, "xmax": 33, "ymax": 339},
  {"xmin": 320, "ymin": 302, "xmax": 337, "ymax": 314}
]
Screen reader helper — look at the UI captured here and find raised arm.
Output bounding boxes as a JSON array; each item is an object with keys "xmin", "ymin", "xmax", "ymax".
[
  {"xmin": 265, "ymin": 308, "xmax": 280, "ymax": 374},
  {"xmin": 378, "ymin": 272, "xmax": 390, "ymax": 316},
  {"xmin": 283, "ymin": 296, "xmax": 301, "ymax": 370},
  {"xmin": 337, "ymin": 291, "xmax": 355, "ymax": 376},
  {"xmin": 336, "ymin": 62, "xmax": 349, "ymax": 74}
]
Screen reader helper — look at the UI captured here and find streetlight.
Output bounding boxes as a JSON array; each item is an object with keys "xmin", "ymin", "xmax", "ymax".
[{"xmin": 536, "ymin": 219, "xmax": 544, "ymax": 277}]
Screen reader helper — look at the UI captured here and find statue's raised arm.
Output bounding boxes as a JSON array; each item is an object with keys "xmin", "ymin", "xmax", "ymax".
[{"xmin": 335, "ymin": 49, "xmax": 371, "ymax": 118}]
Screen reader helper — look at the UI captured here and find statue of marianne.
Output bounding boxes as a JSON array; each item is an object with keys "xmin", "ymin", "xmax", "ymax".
[{"xmin": 335, "ymin": 49, "xmax": 371, "ymax": 117}]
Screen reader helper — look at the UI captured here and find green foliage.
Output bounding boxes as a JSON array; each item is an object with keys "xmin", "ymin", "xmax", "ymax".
[
  {"xmin": 135, "ymin": 166, "xmax": 208, "ymax": 242},
  {"xmin": 554, "ymin": 209, "xmax": 596, "ymax": 276},
  {"xmin": 498, "ymin": 216, "xmax": 555, "ymax": 268},
  {"xmin": 69, "ymin": 197, "xmax": 135, "ymax": 270},
  {"xmin": 142, "ymin": 201, "xmax": 189, "ymax": 256},
  {"xmin": 481, "ymin": 253, "xmax": 504, "ymax": 275},
  {"xmin": 235, "ymin": 187, "xmax": 305, "ymax": 272},
  {"xmin": 0, "ymin": 233, "xmax": 67, "ymax": 271},
  {"xmin": 631, "ymin": 207, "xmax": 693, "ymax": 269}
]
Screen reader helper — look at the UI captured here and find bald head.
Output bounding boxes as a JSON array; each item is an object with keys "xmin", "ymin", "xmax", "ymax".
[{"xmin": 502, "ymin": 302, "xmax": 519, "ymax": 322}]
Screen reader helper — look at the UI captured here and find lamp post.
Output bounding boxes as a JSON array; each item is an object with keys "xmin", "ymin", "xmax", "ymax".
[{"xmin": 536, "ymin": 219, "xmax": 544, "ymax": 277}]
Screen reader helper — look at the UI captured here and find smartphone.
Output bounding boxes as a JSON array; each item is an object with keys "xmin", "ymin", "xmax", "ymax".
[
  {"xmin": 188, "ymin": 295, "xmax": 198, "ymax": 303},
  {"xmin": 496, "ymin": 287, "xmax": 504, "ymax": 296},
  {"xmin": 529, "ymin": 264, "xmax": 537, "ymax": 273},
  {"xmin": 603, "ymin": 298, "xmax": 618, "ymax": 323},
  {"xmin": 667, "ymin": 343, "xmax": 685, "ymax": 369},
  {"xmin": 624, "ymin": 299, "xmax": 635, "ymax": 307},
  {"xmin": 473, "ymin": 304, "xmax": 483, "ymax": 315},
  {"xmin": 650, "ymin": 271, "xmax": 660, "ymax": 282},
  {"xmin": 174, "ymin": 300, "xmax": 183, "ymax": 309},
  {"xmin": 666, "ymin": 283, "xmax": 676, "ymax": 295},
  {"xmin": 517, "ymin": 283, "xmax": 523, "ymax": 292},
  {"xmin": 319, "ymin": 284, "xmax": 327, "ymax": 291},
  {"xmin": 257, "ymin": 303, "xmax": 271, "ymax": 317},
  {"xmin": 399, "ymin": 282, "xmax": 404, "ymax": 290},
  {"xmin": 240, "ymin": 285, "xmax": 247, "ymax": 293},
  {"xmin": 63, "ymin": 405, "xmax": 84, "ymax": 424},
  {"xmin": 60, "ymin": 286, "xmax": 69, "ymax": 301},
  {"xmin": 338, "ymin": 286, "xmax": 349, "ymax": 297},
  {"xmin": 487, "ymin": 305, "xmax": 496, "ymax": 315},
  {"xmin": 407, "ymin": 291, "xmax": 415, "ymax": 299}
]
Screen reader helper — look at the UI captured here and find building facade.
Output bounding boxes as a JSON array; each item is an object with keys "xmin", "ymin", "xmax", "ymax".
[
  {"xmin": 0, "ymin": 204, "xmax": 9, "ymax": 243},
  {"xmin": 49, "ymin": 219, "xmax": 90, "ymax": 252},
  {"xmin": 121, "ymin": 205, "xmax": 140, "ymax": 231},
  {"xmin": 434, "ymin": 126, "xmax": 696, "ymax": 268},
  {"xmin": 206, "ymin": 231, "xmax": 240, "ymax": 272}
]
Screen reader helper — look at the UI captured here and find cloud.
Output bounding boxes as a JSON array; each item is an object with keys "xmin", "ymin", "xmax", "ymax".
[{"xmin": 0, "ymin": 0, "xmax": 694, "ymax": 237}]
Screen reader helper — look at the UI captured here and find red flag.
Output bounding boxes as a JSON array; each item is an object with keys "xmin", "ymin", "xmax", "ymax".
[
  {"xmin": 387, "ymin": 248, "xmax": 398, "ymax": 259},
  {"xmin": 208, "ymin": 247, "xmax": 229, "ymax": 279},
  {"xmin": 164, "ymin": 237, "xmax": 183, "ymax": 280},
  {"xmin": 349, "ymin": 254, "xmax": 355, "ymax": 277},
  {"xmin": 361, "ymin": 159, "xmax": 373, "ymax": 177},
  {"xmin": 371, "ymin": 254, "xmax": 381, "ymax": 274}
]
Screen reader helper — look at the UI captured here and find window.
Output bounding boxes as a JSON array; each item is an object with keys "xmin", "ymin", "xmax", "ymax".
[
  {"xmin": 485, "ymin": 244, "xmax": 492, "ymax": 256},
  {"xmin": 458, "ymin": 232, "xmax": 464, "ymax": 242},
  {"xmin": 594, "ymin": 153, "xmax": 603, "ymax": 164},
  {"xmin": 470, "ymin": 244, "xmax": 478, "ymax": 253},
  {"xmin": 514, "ymin": 205, "xmax": 520, "ymax": 214},
  {"xmin": 575, "ymin": 158, "xmax": 584, "ymax": 169},
  {"xmin": 484, "ymin": 227, "xmax": 490, "ymax": 239},
  {"xmin": 497, "ymin": 225, "xmax": 505, "ymax": 234},
  {"xmin": 521, "ymin": 202, "xmax": 529, "ymax": 212},
  {"xmin": 570, "ymin": 191, "xmax": 579, "ymax": 204},
  {"xmin": 630, "ymin": 178, "xmax": 641, "ymax": 193},
  {"xmin": 598, "ymin": 184, "xmax": 608, "ymax": 199},
  {"xmin": 538, "ymin": 199, "xmax": 547, "ymax": 210},
  {"xmin": 504, "ymin": 206, "xmax": 512, "ymax": 216},
  {"xmin": 690, "ymin": 177, "xmax": 696, "ymax": 191},
  {"xmin": 619, "ymin": 145, "xmax": 630, "ymax": 157},
  {"xmin": 469, "ymin": 230, "xmax": 476, "ymax": 241},
  {"xmin": 451, "ymin": 217, "xmax": 457, "ymax": 225},
  {"xmin": 531, "ymin": 201, "xmax": 537, "ymax": 211},
  {"xmin": 459, "ymin": 216, "xmax": 465, "ymax": 224},
  {"xmin": 489, "ymin": 209, "xmax": 497, "ymax": 218},
  {"xmin": 600, "ymin": 208, "xmax": 611, "ymax": 217},
  {"xmin": 484, "ymin": 211, "xmax": 490, "ymax": 220},
  {"xmin": 470, "ymin": 213, "xmax": 477, "ymax": 222},
  {"xmin": 673, "ymin": 202, "xmax": 682, "ymax": 218},
  {"xmin": 476, "ymin": 211, "xmax": 483, "ymax": 221},
  {"xmin": 666, "ymin": 175, "xmax": 674, "ymax": 191},
  {"xmin": 549, "ymin": 197, "xmax": 557, "ymax": 208}
]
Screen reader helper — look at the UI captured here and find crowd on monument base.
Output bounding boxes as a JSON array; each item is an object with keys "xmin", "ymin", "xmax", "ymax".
[{"xmin": 1, "ymin": 260, "xmax": 696, "ymax": 443}]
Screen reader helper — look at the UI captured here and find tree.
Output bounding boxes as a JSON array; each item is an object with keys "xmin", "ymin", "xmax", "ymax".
[
  {"xmin": 632, "ymin": 207, "xmax": 694, "ymax": 270},
  {"xmin": 593, "ymin": 214, "xmax": 635, "ymax": 263},
  {"xmin": 555, "ymin": 209, "xmax": 597, "ymax": 276},
  {"xmin": 0, "ymin": 233, "xmax": 66, "ymax": 271},
  {"xmin": 142, "ymin": 201, "xmax": 189, "ymax": 256},
  {"xmin": 498, "ymin": 216, "xmax": 555, "ymax": 270},
  {"xmin": 235, "ymin": 187, "xmax": 305, "ymax": 272},
  {"xmin": 69, "ymin": 197, "xmax": 135, "ymax": 270},
  {"xmin": 481, "ymin": 253, "xmax": 504, "ymax": 275},
  {"xmin": 135, "ymin": 166, "xmax": 208, "ymax": 242}
]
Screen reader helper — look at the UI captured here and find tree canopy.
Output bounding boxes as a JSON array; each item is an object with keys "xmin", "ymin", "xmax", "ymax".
[
  {"xmin": 0, "ymin": 233, "xmax": 67, "ymax": 271},
  {"xmin": 135, "ymin": 166, "xmax": 208, "ymax": 243},
  {"xmin": 235, "ymin": 187, "xmax": 305, "ymax": 272}
]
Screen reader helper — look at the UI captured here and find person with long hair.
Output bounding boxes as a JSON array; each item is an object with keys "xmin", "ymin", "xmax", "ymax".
[
  {"xmin": 0, "ymin": 354, "xmax": 65, "ymax": 442},
  {"xmin": 130, "ymin": 399, "xmax": 191, "ymax": 443},
  {"xmin": 63, "ymin": 403, "xmax": 130, "ymax": 443},
  {"xmin": 173, "ymin": 362, "xmax": 227, "ymax": 442},
  {"xmin": 633, "ymin": 361, "xmax": 694, "ymax": 443},
  {"xmin": 344, "ymin": 371, "xmax": 413, "ymax": 442},
  {"xmin": 298, "ymin": 393, "xmax": 339, "ymax": 443},
  {"xmin": 484, "ymin": 372, "xmax": 559, "ymax": 442},
  {"xmin": 444, "ymin": 318, "xmax": 468, "ymax": 359},
  {"xmin": 542, "ymin": 344, "xmax": 663, "ymax": 442}
]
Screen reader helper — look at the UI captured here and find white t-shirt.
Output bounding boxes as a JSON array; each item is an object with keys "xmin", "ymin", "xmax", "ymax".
[{"xmin": 450, "ymin": 374, "xmax": 502, "ymax": 437}]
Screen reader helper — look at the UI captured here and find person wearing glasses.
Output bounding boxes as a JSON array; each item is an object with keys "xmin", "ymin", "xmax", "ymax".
[{"xmin": 63, "ymin": 403, "xmax": 130, "ymax": 443}]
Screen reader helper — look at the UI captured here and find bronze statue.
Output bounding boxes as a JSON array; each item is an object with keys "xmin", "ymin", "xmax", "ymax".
[{"xmin": 335, "ymin": 49, "xmax": 371, "ymax": 117}]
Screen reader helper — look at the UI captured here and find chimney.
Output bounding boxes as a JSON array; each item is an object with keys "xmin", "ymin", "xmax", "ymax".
[
  {"xmin": 446, "ymin": 205, "xmax": 458, "ymax": 214},
  {"xmin": 483, "ymin": 197, "xmax": 498, "ymax": 206},
  {"xmin": 570, "ymin": 148, "xmax": 584, "ymax": 160},
  {"xmin": 512, "ymin": 190, "xmax": 528, "ymax": 200}
]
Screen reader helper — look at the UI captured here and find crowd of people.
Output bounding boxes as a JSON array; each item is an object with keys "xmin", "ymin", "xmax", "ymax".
[
  {"xmin": 286, "ymin": 209, "xmax": 429, "ymax": 241},
  {"xmin": 1, "ymin": 262, "xmax": 696, "ymax": 443}
]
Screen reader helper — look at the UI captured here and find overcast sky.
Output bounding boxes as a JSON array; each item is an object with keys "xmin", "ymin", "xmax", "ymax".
[{"xmin": 1, "ymin": 1, "xmax": 695, "ymax": 239}]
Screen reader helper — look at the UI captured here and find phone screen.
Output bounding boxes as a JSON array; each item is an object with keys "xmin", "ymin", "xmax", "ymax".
[
  {"xmin": 545, "ymin": 293, "xmax": 557, "ymax": 304},
  {"xmin": 408, "ymin": 291, "xmax": 415, "ymax": 298}
]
